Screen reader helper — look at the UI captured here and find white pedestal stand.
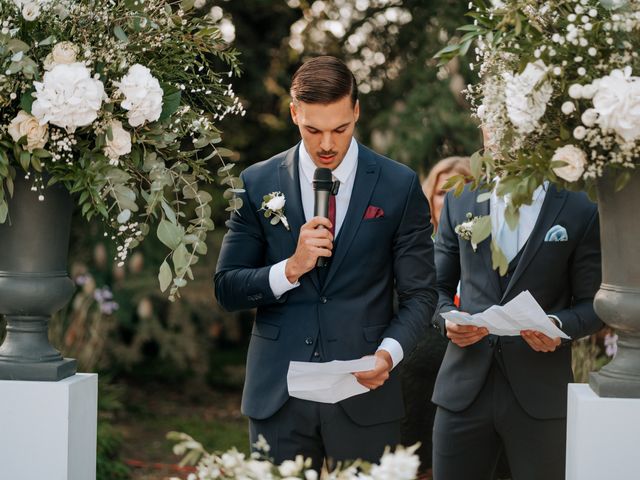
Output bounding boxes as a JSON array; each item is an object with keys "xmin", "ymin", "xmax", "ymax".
[
  {"xmin": 0, "ymin": 373, "xmax": 98, "ymax": 480},
  {"xmin": 566, "ymin": 383, "xmax": 640, "ymax": 480}
]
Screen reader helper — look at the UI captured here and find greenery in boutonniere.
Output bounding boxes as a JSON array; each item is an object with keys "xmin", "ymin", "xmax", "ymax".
[
  {"xmin": 0, "ymin": 0, "xmax": 245, "ymax": 300},
  {"xmin": 435, "ymin": 0, "xmax": 640, "ymax": 273}
]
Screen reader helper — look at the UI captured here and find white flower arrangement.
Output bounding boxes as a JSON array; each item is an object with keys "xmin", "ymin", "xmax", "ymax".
[
  {"xmin": 454, "ymin": 212, "xmax": 482, "ymax": 251},
  {"xmin": 437, "ymin": 0, "xmax": 640, "ymax": 208},
  {"xmin": 0, "ymin": 0, "xmax": 246, "ymax": 300},
  {"xmin": 167, "ymin": 432, "xmax": 421, "ymax": 480},
  {"xmin": 261, "ymin": 192, "xmax": 290, "ymax": 230}
]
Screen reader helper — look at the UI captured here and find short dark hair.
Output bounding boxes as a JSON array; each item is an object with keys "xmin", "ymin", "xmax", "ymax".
[{"xmin": 290, "ymin": 56, "xmax": 358, "ymax": 107}]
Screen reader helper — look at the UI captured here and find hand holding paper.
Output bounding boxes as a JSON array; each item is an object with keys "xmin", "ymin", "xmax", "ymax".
[
  {"xmin": 442, "ymin": 291, "xmax": 570, "ymax": 341},
  {"xmin": 287, "ymin": 357, "xmax": 377, "ymax": 404}
]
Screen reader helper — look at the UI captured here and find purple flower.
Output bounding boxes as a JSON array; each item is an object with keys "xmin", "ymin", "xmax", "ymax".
[
  {"xmin": 74, "ymin": 274, "xmax": 90, "ymax": 286},
  {"xmin": 604, "ymin": 332, "xmax": 618, "ymax": 358},
  {"xmin": 93, "ymin": 287, "xmax": 118, "ymax": 314}
]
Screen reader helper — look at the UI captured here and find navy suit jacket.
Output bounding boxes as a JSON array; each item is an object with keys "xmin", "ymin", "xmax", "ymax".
[
  {"xmin": 432, "ymin": 184, "xmax": 603, "ymax": 419},
  {"xmin": 215, "ymin": 142, "xmax": 437, "ymax": 425}
]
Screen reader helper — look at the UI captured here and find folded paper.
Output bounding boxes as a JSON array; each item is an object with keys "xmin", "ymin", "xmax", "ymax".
[
  {"xmin": 442, "ymin": 290, "xmax": 570, "ymax": 340},
  {"xmin": 287, "ymin": 357, "xmax": 377, "ymax": 404}
]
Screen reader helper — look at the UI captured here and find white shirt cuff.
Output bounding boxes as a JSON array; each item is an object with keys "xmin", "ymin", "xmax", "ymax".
[
  {"xmin": 268, "ymin": 259, "xmax": 300, "ymax": 299},
  {"xmin": 549, "ymin": 314, "xmax": 563, "ymax": 328},
  {"xmin": 377, "ymin": 337, "xmax": 404, "ymax": 370}
]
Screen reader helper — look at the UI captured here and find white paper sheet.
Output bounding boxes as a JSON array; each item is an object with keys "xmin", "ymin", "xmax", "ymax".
[
  {"xmin": 287, "ymin": 357, "xmax": 377, "ymax": 404},
  {"xmin": 441, "ymin": 290, "xmax": 571, "ymax": 340}
]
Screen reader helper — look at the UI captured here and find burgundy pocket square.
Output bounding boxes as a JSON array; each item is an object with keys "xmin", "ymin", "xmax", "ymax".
[{"xmin": 363, "ymin": 206, "xmax": 384, "ymax": 219}]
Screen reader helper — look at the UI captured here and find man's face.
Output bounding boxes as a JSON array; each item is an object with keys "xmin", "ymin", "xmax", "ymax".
[{"xmin": 290, "ymin": 96, "xmax": 360, "ymax": 171}]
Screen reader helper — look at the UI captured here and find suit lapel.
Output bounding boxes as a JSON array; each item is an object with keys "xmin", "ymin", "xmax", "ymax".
[
  {"xmin": 500, "ymin": 185, "xmax": 568, "ymax": 302},
  {"xmin": 321, "ymin": 147, "xmax": 380, "ymax": 291},
  {"xmin": 474, "ymin": 191, "xmax": 502, "ymax": 299},
  {"xmin": 278, "ymin": 144, "xmax": 321, "ymax": 293}
]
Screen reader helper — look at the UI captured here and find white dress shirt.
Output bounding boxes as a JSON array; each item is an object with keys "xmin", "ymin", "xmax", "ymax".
[
  {"xmin": 490, "ymin": 181, "xmax": 547, "ymax": 253},
  {"xmin": 490, "ymin": 181, "xmax": 562, "ymax": 327},
  {"xmin": 268, "ymin": 138, "xmax": 404, "ymax": 368}
]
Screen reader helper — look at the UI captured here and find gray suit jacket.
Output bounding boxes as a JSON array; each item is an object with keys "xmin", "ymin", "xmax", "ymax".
[
  {"xmin": 215, "ymin": 143, "xmax": 437, "ymax": 425},
  {"xmin": 432, "ymin": 184, "xmax": 603, "ymax": 419}
]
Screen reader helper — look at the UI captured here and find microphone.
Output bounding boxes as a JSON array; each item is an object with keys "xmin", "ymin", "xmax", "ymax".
[{"xmin": 313, "ymin": 167, "xmax": 333, "ymax": 268}]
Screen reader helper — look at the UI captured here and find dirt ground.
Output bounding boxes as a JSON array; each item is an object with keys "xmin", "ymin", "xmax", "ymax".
[{"xmin": 110, "ymin": 379, "xmax": 248, "ymax": 480}]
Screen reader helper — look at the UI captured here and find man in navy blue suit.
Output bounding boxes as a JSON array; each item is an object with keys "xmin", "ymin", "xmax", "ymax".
[{"xmin": 215, "ymin": 56, "xmax": 437, "ymax": 469}]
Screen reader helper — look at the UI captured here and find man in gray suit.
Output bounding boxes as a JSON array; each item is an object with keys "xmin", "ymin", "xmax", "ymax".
[
  {"xmin": 431, "ymin": 181, "xmax": 602, "ymax": 480},
  {"xmin": 215, "ymin": 56, "xmax": 437, "ymax": 470}
]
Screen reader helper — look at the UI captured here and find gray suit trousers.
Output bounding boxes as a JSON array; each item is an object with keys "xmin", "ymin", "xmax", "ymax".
[
  {"xmin": 433, "ymin": 360, "xmax": 566, "ymax": 480},
  {"xmin": 249, "ymin": 397, "xmax": 401, "ymax": 472}
]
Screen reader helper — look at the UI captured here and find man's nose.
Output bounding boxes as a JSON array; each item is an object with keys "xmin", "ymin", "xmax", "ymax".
[{"xmin": 320, "ymin": 132, "xmax": 333, "ymax": 151}]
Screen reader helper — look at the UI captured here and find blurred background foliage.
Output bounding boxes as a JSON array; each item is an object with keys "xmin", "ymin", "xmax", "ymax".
[{"xmin": 0, "ymin": 1, "xmax": 610, "ymax": 478}]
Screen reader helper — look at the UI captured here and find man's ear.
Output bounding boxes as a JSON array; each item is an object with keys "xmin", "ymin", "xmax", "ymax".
[
  {"xmin": 290, "ymin": 101, "xmax": 299, "ymax": 125},
  {"xmin": 354, "ymin": 100, "xmax": 360, "ymax": 123}
]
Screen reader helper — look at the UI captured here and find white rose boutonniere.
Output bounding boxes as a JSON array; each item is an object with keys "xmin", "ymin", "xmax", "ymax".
[
  {"xmin": 261, "ymin": 192, "xmax": 290, "ymax": 230},
  {"xmin": 454, "ymin": 213, "xmax": 481, "ymax": 251}
]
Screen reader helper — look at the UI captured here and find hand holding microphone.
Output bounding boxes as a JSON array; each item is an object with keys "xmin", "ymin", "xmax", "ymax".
[{"xmin": 284, "ymin": 168, "xmax": 335, "ymax": 283}]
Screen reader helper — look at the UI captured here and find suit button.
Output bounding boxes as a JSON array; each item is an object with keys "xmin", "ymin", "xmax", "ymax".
[
  {"xmin": 313, "ymin": 351, "xmax": 320, "ymax": 358},
  {"xmin": 320, "ymin": 297, "xmax": 328, "ymax": 304},
  {"xmin": 305, "ymin": 337, "xmax": 313, "ymax": 345}
]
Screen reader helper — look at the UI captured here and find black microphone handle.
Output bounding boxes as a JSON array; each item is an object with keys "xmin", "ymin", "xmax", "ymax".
[{"xmin": 314, "ymin": 190, "xmax": 331, "ymax": 267}]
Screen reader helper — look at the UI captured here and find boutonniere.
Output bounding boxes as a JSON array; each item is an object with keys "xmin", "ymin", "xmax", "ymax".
[
  {"xmin": 260, "ymin": 192, "xmax": 290, "ymax": 230},
  {"xmin": 454, "ymin": 212, "xmax": 482, "ymax": 251}
]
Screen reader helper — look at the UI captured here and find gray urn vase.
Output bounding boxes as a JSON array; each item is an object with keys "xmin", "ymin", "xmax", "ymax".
[
  {"xmin": 0, "ymin": 175, "xmax": 77, "ymax": 381},
  {"xmin": 589, "ymin": 172, "xmax": 640, "ymax": 397}
]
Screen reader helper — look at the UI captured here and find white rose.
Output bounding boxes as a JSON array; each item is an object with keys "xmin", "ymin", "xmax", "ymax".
[
  {"xmin": 561, "ymin": 102, "xmax": 575, "ymax": 115},
  {"xmin": 7, "ymin": 110, "xmax": 49, "ymax": 152},
  {"xmin": 504, "ymin": 60, "xmax": 553, "ymax": 134},
  {"xmin": 21, "ymin": 2, "xmax": 39, "ymax": 21},
  {"xmin": 32, "ymin": 62, "xmax": 105, "ymax": 132},
  {"xmin": 114, "ymin": 64, "xmax": 164, "ymax": 127},
  {"xmin": 568, "ymin": 84, "xmax": 583, "ymax": 99},
  {"xmin": 592, "ymin": 68, "xmax": 640, "ymax": 142},
  {"xmin": 104, "ymin": 120, "xmax": 132, "ymax": 160},
  {"xmin": 581, "ymin": 108, "xmax": 598, "ymax": 127},
  {"xmin": 552, "ymin": 145, "xmax": 587, "ymax": 182},
  {"xmin": 266, "ymin": 195, "xmax": 285, "ymax": 211},
  {"xmin": 581, "ymin": 83, "xmax": 597, "ymax": 99},
  {"xmin": 44, "ymin": 41, "xmax": 79, "ymax": 70},
  {"xmin": 573, "ymin": 126, "xmax": 587, "ymax": 140},
  {"xmin": 194, "ymin": 0, "xmax": 206, "ymax": 8}
]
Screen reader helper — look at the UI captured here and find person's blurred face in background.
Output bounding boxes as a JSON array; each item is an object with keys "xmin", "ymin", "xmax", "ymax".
[{"xmin": 422, "ymin": 156, "xmax": 472, "ymax": 232}]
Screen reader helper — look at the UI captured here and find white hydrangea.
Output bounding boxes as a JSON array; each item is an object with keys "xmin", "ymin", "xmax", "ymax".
[
  {"xmin": 592, "ymin": 67, "xmax": 640, "ymax": 142},
  {"xmin": 114, "ymin": 64, "xmax": 164, "ymax": 127},
  {"xmin": 503, "ymin": 60, "xmax": 553, "ymax": 134},
  {"xmin": 32, "ymin": 62, "xmax": 105, "ymax": 132}
]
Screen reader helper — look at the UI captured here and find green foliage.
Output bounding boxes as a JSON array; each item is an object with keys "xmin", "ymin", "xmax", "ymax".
[{"xmin": 0, "ymin": 0, "xmax": 245, "ymax": 300}]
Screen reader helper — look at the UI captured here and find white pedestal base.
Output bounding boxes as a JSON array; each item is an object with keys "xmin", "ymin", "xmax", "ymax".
[
  {"xmin": 566, "ymin": 383, "xmax": 640, "ymax": 480},
  {"xmin": 0, "ymin": 373, "xmax": 98, "ymax": 480}
]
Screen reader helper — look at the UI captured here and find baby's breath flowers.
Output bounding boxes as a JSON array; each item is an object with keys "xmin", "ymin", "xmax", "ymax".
[{"xmin": 0, "ymin": 0, "xmax": 245, "ymax": 300}]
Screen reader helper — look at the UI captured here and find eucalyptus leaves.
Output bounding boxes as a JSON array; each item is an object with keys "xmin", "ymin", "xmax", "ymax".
[{"xmin": 0, "ymin": 0, "xmax": 244, "ymax": 300}]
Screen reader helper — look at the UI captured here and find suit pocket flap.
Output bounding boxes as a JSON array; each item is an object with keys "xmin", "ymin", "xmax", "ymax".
[
  {"xmin": 363, "ymin": 324, "xmax": 387, "ymax": 342},
  {"xmin": 252, "ymin": 321, "xmax": 280, "ymax": 340}
]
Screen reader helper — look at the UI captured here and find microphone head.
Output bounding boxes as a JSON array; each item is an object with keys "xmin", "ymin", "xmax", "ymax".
[{"xmin": 313, "ymin": 167, "xmax": 333, "ymax": 192}]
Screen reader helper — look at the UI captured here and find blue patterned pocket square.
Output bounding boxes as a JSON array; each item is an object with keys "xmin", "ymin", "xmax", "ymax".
[{"xmin": 544, "ymin": 225, "xmax": 568, "ymax": 242}]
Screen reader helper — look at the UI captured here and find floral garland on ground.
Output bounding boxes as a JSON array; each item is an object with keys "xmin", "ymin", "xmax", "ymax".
[
  {"xmin": 0, "ymin": 0, "xmax": 244, "ymax": 300},
  {"xmin": 168, "ymin": 432, "xmax": 421, "ymax": 480},
  {"xmin": 435, "ymin": 0, "xmax": 639, "ymax": 272}
]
